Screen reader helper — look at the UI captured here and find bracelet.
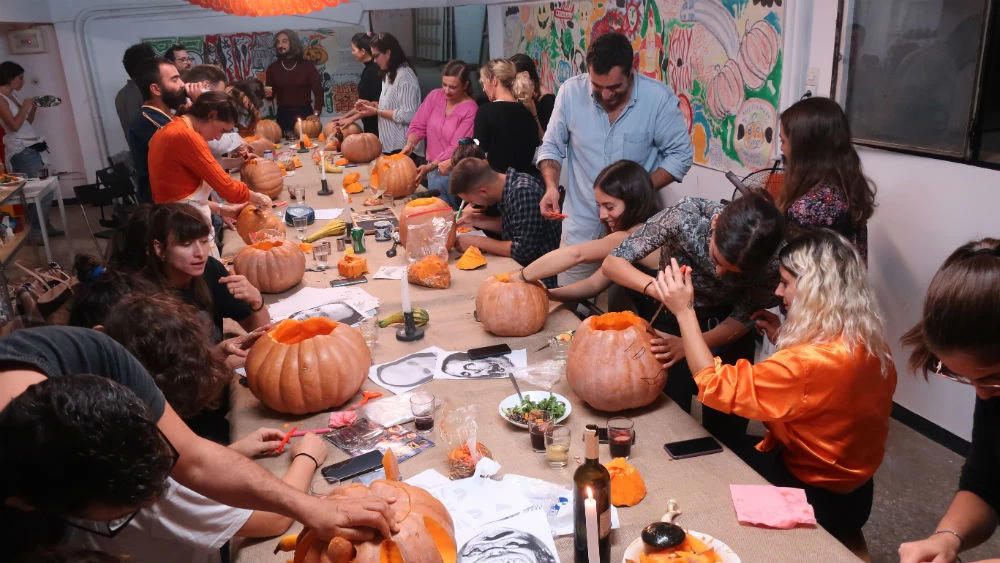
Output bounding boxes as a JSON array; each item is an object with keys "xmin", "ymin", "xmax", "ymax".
[
  {"xmin": 933, "ymin": 529, "xmax": 964, "ymax": 547},
  {"xmin": 643, "ymin": 279, "xmax": 654, "ymax": 296},
  {"xmin": 250, "ymin": 300, "xmax": 265, "ymax": 312},
  {"xmin": 519, "ymin": 268, "xmax": 528, "ymax": 282},
  {"xmin": 293, "ymin": 452, "xmax": 320, "ymax": 470}
]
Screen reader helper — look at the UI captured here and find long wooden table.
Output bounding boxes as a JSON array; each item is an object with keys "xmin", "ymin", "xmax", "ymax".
[{"xmin": 227, "ymin": 149, "xmax": 860, "ymax": 563}]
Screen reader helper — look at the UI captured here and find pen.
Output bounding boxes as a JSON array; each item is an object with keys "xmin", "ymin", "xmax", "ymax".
[
  {"xmin": 274, "ymin": 426, "xmax": 297, "ymax": 454},
  {"xmin": 456, "ymin": 200, "xmax": 467, "ymax": 221}
]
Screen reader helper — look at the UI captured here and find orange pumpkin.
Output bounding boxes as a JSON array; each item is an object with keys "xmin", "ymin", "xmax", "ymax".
[
  {"xmin": 247, "ymin": 138, "xmax": 273, "ymax": 157},
  {"xmin": 408, "ymin": 255, "xmax": 450, "ymax": 289},
  {"xmin": 338, "ymin": 255, "xmax": 368, "ymax": 277},
  {"xmin": 255, "ymin": 119, "xmax": 282, "ymax": 143},
  {"xmin": 341, "ymin": 122, "xmax": 362, "ymax": 138},
  {"xmin": 295, "ymin": 117, "xmax": 322, "ymax": 138},
  {"xmin": 371, "ymin": 153, "xmax": 418, "ymax": 198},
  {"xmin": 321, "ymin": 120, "xmax": 360, "ymax": 142},
  {"xmin": 302, "ymin": 46, "xmax": 328, "ymax": 65},
  {"xmin": 398, "ymin": 197, "xmax": 456, "ymax": 250},
  {"xmin": 232, "ymin": 239, "xmax": 305, "ymax": 294},
  {"xmin": 566, "ymin": 312, "xmax": 668, "ymax": 412},
  {"xmin": 241, "ymin": 158, "xmax": 284, "ymax": 199},
  {"xmin": 475, "ymin": 273, "xmax": 548, "ymax": 337},
  {"xmin": 341, "ymin": 132, "xmax": 383, "ymax": 163},
  {"xmin": 321, "ymin": 120, "xmax": 340, "ymax": 140},
  {"xmin": 245, "ymin": 317, "xmax": 370, "ymax": 414},
  {"xmin": 235, "ymin": 205, "xmax": 286, "ymax": 244}
]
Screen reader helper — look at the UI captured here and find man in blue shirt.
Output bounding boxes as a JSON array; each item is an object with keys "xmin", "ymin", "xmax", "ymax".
[
  {"xmin": 536, "ymin": 32, "xmax": 693, "ymax": 284},
  {"xmin": 126, "ymin": 57, "xmax": 188, "ymax": 203}
]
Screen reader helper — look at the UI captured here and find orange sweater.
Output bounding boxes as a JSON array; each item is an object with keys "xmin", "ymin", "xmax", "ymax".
[
  {"xmin": 694, "ymin": 339, "xmax": 897, "ymax": 493},
  {"xmin": 148, "ymin": 117, "xmax": 250, "ymax": 204}
]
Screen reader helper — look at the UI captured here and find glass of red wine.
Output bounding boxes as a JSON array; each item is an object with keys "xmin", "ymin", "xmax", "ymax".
[
  {"xmin": 410, "ymin": 392, "xmax": 436, "ymax": 433},
  {"xmin": 607, "ymin": 416, "xmax": 634, "ymax": 459},
  {"xmin": 528, "ymin": 411, "xmax": 553, "ymax": 453}
]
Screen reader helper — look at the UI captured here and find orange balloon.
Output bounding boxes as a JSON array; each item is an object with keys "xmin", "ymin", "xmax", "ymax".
[{"xmin": 324, "ymin": 0, "xmax": 340, "ymax": 6}]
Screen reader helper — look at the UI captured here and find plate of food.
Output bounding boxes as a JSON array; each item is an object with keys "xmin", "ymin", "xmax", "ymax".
[
  {"xmin": 623, "ymin": 529, "xmax": 740, "ymax": 563},
  {"xmin": 33, "ymin": 95, "xmax": 61, "ymax": 108},
  {"xmin": 0, "ymin": 173, "xmax": 26, "ymax": 187},
  {"xmin": 499, "ymin": 390, "xmax": 571, "ymax": 428}
]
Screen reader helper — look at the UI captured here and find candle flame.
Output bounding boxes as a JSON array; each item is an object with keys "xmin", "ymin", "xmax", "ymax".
[{"xmin": 586, "ymin": 486, "xmax": 593, "ymax": 500}]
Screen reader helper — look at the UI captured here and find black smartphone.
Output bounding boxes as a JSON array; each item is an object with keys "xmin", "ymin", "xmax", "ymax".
[
  {"xmin": 663, "ymin": 436, "xmax": 723, "ymax": 460},
  {"xmin": 330, "ymin": 276, "xmax": 368, "ymax": 288},
  {"xmin": 468, "ymin": 343, "xmax": 513, "ymax": 360},
  {"xmin": 320, "ymin": 450, "xmax": 383, "ymax": 483},
  {"xmin": 596, "ymin": 426, "xmax": 636, "ymax": 445}
]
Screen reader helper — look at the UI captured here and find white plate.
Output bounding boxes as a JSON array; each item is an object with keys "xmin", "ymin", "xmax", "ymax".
[
  {"xmin": 498, "ymin": 390, "xmax": 571, "ymax": 428},
  {"xmin": 623, "ymin": 530, "xmax": 740, "ymax": 563}
]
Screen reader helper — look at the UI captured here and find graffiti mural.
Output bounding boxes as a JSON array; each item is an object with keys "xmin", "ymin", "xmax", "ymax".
[{"xmin": 503, "ymin": 0, "xmax": 784, "ymax": 172}]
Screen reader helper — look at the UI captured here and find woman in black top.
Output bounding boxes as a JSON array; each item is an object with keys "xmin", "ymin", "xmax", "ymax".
[
  {"xmin": 510, "ymin": 53, "xmax": 556, "ymax": 134},
  {"xmin": 335, "ymin": 32, "xmax": 382, "ymax": 136},
  {"xmin": 475, "ymin": 59, "xmax": 540, "ymax": 176}
]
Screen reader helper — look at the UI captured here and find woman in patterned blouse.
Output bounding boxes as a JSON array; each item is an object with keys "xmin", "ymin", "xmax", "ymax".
[
  {"xmin": 778, "ymin": 97, "xmax": 876, "ymax": 261},
  {"xmin": 354, "ymin": 33, "xmax": 421, "ymax": 157}
]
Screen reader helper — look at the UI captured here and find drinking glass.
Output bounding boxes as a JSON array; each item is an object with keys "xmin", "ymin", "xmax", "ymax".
[
  {"xmin": 607, "ymin": 416, "xmax": 634, "ymax": 459},
  {"xmin": 293, "ymin": 186, "xmax": 306, "ymax": 204},
  {"xmin": 527, "ymin": 412, "xmax": 553, "ymax": 453},
  {"xmin": 360, "ymin": 316, "xmax": 379, "ymax": 351},
  {"xmin": 309, "ymin": 474, "xmax": 340, "ymax": 498},
  {"xmin": 410, "ymin": 392, "xmax": 436, "ymax": 434},
  {"xmin": 384, "ymin": 192, "xmax": 395, "ymax": 208},
  {"xmin": 313, "ymin": 241, "xmax": 331, "ymax": 270},
  {"xmin": 545, "ymin": 425, "xmax": 571, "ymax": 468},
  {"xmin": 293, "ymin": 216, "xmax": 308, "ymax": 240}
]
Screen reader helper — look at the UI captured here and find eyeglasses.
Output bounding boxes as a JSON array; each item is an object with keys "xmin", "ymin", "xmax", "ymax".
[
  {"xmin": 175, "ymin": 57, "xmax": 193, "ymax": 63},
  {"xmin": 58, "ymin": 425, "xmax": 179, "ymax": 538},
  {"xmin": 933, "ymin": 360, "xmax": 1000, "ymax": 390},
  {"xmin": 457, "ymin": 137, "xmax": 479, "ymax": 146}
]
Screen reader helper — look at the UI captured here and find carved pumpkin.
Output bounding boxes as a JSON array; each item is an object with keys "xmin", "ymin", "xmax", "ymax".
[
  {"xmin": 566, "ymin": 312, "xmax": 668, "ymax": 412},
  {"xmin": 321, "ymin": 120, "xmax": 361, "ymax": 142},
  {"xmin": 241, "ymin": 158, "xmax": 284, "ymax": 199},
  {"xmin": 342, "ymin": 132, "xmax": 383, "ymax": 163},
  {"xmin": 398, "ymin": 197, "xmax": 456, "ymax": 250},
  {"xmin": 255, "ymin": 119, "xmax": 282, "ymax": 143},
  {"xmin": 475, "ymin": 273, "xmax": 548, "ymax": 337},
  {"xmin": 247, "ymin": 138, "xmax": 273, "ymax": 157},
  {"xmin": 371, "ymin": 153, "xmax": 418, "ymax": 198},
  {"xmin": 295, "ymin": 117, "xmax": 322, "ymax": 138},
  {"xmin": 232, "ymin": 239, "xmax": 305, "ymax": 294},
  {"xmin": 737, "ymin": 20, "xmax": 780, "ymax": 91},
  {"xmin": 408, "ymin": 255, "xmax": 450, "ymax": 289},
  {"xmin": 245, "ymin": 317, "xmax": 370, "ymax": 415},
  {"xmin": 321, "ymin": 120, "xmax": 340, "ymax": 140},
  {"xmin": 302, "ymin": 46, "xmax": 328, "ymax": 65},
  {"xmin": 338, "ymin": 255, "xmax": 368, "ymax": 277},
  {"xmin": 706, "ymin": 59, "xmax": 744, "ymax": 119},
  {"xmin": 235, "ymin": 205, "xmax": 286, "ymax": 244}
]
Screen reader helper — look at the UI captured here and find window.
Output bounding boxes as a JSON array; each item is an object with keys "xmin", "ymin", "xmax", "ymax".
[{"xmin": 836, "ymin": 0, "xmax": 998, "ymax": 164}]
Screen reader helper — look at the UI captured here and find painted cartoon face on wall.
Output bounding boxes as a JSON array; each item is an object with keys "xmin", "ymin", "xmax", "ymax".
[
  {"xmin": 459, "ymin": 528, "xmax": 557, "ymax": 563},
  {"xmin": 535, "ymin": 3, "xmax": 553, "ymax": 30}
]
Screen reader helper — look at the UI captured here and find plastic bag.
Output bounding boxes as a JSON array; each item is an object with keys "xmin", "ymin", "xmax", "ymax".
[
  {"xmin": 405, "ymin": 217, "xmax": 452, "ymax": 289},
  {"xmin": 513, "ymin": 360, "xmax": 563, "ymax": 391},
  {"xmin": 440, "ymin": 405, "xmax": 492, "ymax": 479}
]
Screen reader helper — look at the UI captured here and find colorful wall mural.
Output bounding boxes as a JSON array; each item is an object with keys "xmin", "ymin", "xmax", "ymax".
[
  {"xmin": 503, "ymin": 0, "xmax": 784, "ymax": 172},
  {"xmin": 145, "ymin": 27, "xmax": 365, "ymax": 118}
]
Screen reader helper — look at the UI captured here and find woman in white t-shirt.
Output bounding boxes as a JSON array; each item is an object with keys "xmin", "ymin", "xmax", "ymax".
[{"xmin": 0, "ymin": 61, "xmax": 60, "ymax": 240}]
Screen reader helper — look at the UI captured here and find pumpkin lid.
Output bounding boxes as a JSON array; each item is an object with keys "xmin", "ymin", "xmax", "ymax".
[
  {"xmin": 590, "ymin": 311, "xmax": 643, "ymax": 331},
  {"xmin": 407, "ymin": 197, "xmax": 441, "ymax": 208},
  {"xmin": 493, "ymin": 272, "xmax": 511, "ymax": 283},
  {"xmin": 270, "ymin": 317, "xmax": 340, "ymax": 344}
]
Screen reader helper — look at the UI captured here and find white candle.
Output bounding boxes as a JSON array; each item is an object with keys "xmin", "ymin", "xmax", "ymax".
[
  {"xmin": 401, "ymin": 267, "xmax": 411, "ymax": 313},
  {"xmin": 320, "ymin": 150, "xmax": 327, "ymax": 180},
  {"xmin": 585, "ymin": 486, "xmax": 599, "ymax": 563},
  {"xmin": 297, "ymin": 118, "xmax": 305, "ymax": 143}
]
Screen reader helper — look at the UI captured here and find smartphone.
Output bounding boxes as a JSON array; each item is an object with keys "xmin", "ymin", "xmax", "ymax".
[
  {"xmin": 320, "ymin": 450, "xmax": 383, "ymax": 483},
  {"xmin": 663, "ymin": 436, "xmax": 723, "ymax": 460},
  {"xmin": 596, "ymin": 426, "xmax": 636, "ymax": 445},
  {"xmin": 468, "ymin": 343, "xmax": 513, "ymax": 360},
  {"xmin": 330, "ymin": 276, "xmax": 368, "ymax": 288}
]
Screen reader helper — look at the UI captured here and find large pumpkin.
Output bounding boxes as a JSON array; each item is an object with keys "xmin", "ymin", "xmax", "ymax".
[
  {"xmin": 475, "ymin": 273, "xmax": 548, "ymax": 337},
  {"xmin": 293, "ymin": 476, "xmax": 456, "ymax": 563},
  {"xmin": 235, "ymin": 205, "xmax": 286, "ymax": 244},
  {"xmin": 566, "ymin": 312, "xmax": 667, "ymax": 412},
  {"xmin": 255, "ymin": 119, "xmax": 282, "ymax": 143},
  {"xmin": 737, "ymin": 20, "xmax": 780, "ymax": 91},
  {"xmin": 232, "ymin": 239, "xmax": 305, "ymax": 294},
  {"xmin": 245, "ymin": 317, "xmax": 370, "ymax": 414},
  {"xmin": 398, "ymin": 197, "xmax": 455, "ymax": 250},
  {"xmin": 247, "ymin": 138, "xmax": 273, "ymax": 157},
  {"xmin": 706, "ymin": 59, "xmax": 744, "ymax": 119},
  {"xmin": 241, "ymin": 158, "xmax": 284, "ymax": 199},
  {"xmin": 342, "ymin": 132, "xmax": 383, "ymax": 163},
  {"xmin": 295, "ymin": 116, "xmax": 322, "ymax": 138},
  {"xmin": 372, "ymin": 153, "xmax": 418, "ymax": 198},
  {"xmin": 341, "ymin": 122, "xmax": 362, "ymax": 138}
]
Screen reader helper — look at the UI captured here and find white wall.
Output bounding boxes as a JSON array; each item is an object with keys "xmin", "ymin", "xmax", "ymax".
[{"xmin": 0, "ymin": 0, "xmax": 51, "ymax": 23}]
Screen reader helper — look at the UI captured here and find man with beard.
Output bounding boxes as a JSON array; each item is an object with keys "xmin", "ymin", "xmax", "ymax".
[
  {"xmin": 126, "ymin": 57, "xmax": 203, "ymax": 203},
  {"xmin": 164, "ymin": 44, "xmax": 194, "ymax": 73},
  {"xmin": 264, "ymin": 29, "xmax": 323, "ymax": 135}
]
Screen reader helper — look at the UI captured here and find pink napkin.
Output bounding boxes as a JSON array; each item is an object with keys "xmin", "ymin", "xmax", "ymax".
[{"xmin": 730, "ymin": 484, "xmax": 817, "ymax": 529}]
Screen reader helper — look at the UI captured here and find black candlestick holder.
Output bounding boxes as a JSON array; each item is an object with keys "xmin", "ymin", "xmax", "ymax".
[
  {"xmin": 296, "ymin": 140, "xmax": 309, "ymax": 154},
  {"xmin": 396, "ymin": 311, "xmax": 425, "ymax": 342},
  {"xmin": 318, "ymin": 178, "xmax": 333, "ymax": 196}
]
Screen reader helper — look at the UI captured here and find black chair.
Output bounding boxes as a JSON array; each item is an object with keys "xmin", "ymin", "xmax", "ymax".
[{"xmin": 73, "ymin": 161, "xmax": 136, "ymax": 253}]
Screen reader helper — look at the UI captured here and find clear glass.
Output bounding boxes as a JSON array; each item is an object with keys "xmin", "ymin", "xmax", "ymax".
[
  {"xmin": 528, "ymin": 411, "xmax": 553, "ymax": 453},
  {"xmin": 360, "ymin": 316, "xmax": 379, "ymax": 351},
  {"xmin": 309, "ymin": 474, "xmax": 340, "ymax": 498},
  {"xmin": 293, "ymin": 186, "xmax": 306, "ymax": 204},
  {"xmin": 607, "ymin": 416, "xmax": 634, "ymax": 460},
  {"xmin": 841, "ymin": 0, "xmax": 989, "ymax": 156},
  {"xmin": 384, "ymin": 192, "xmax": 395, "ymax": 208},
  {"xmin": 410, "ymin": 392, "xmax": 435, "ymax": 434},
  {"xmin": 545, "ymin": 425, "xmax": 571, "ymax": 468},
  {"xmin": 313, "ymin": 241, "xmax": 331, "ymax": 270},
  {"xmin": 293, "ymin": 216, "xmax": 308, "ymax": 240}
]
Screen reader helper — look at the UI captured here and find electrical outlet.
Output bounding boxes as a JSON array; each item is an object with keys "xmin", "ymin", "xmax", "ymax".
[{"xmin": 806, "ymin": 67, "xmax": 819, "ymax": 88}]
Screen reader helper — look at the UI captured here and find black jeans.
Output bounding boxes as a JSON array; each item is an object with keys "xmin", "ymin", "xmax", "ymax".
[{"xmin": 275, "ymin": 105, "xmax": 313, "ymax": 135}]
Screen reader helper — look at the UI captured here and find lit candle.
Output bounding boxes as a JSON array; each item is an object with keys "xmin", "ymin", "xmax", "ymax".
[
  {"xmin": 401, "ymin": 267, "xmax": 411, "ymax": 313},
  {"xmin": 585, "ymin": 487, "xmax": 599, "ymax": 563},
  {"xmin": 320, "ymin": 150, "xmax": 326, "ymax": 180},
  {"xmin": 297, "ymin": 117, "xmax": 304, "ymax": 144}
]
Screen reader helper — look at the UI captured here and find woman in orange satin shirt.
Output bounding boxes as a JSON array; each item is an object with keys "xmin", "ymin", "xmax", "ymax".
[{"xmin": 654, "ymin": 228, "xmax": 896, "ymax": 547}]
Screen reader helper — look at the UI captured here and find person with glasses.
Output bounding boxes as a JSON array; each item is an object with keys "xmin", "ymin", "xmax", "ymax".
[
  {"xmin": 655, "ymin": 229, "xmax": 895, "ymax": 554},
  {"xmin": 164, "ymin": 44, "xmax": 194, "ymax": 72},
  {"xmin": 898, "ymin": 240, "xmax": 1000, "ymax": 563},
  {"xmin": 0, "ymin": 326, "xmax": 397, "ymax": 560},
  {"xmin": 355, "ymin": 33, "xmax": 420, "ymax": 158}
]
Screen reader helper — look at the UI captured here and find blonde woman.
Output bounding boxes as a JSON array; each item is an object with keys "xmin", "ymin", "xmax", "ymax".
[
  {"xmin": 474, "ymin": 59, "xmax": 540, "ymax": 176},
  {"xmin": 654, "ymin": 228, "xmax": 896, "ymax": 549}
]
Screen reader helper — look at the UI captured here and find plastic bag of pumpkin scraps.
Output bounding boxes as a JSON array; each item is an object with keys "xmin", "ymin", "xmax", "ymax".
[
  {"xmin": 405, "ymin": 218, "xmax": 452, "ymax": 289},
  {"xmin": 440, "ymin": 405, "xmax": 493, "ymax": 480}
]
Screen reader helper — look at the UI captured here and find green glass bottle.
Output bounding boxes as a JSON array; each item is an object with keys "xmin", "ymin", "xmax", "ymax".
[{"xmin": 574, "ymin": 427, "xmax": 611, "ymax": 562}]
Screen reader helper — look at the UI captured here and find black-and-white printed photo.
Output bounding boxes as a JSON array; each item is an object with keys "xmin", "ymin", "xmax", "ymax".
[
  {"xmin": 290, "ymin": 302, "xmax": 364, "ymax": 327},
  {"xmin": 373, "ymin": 351, "xmax": 438, "ymax": 390},
  {"xmin": 440, "ymin": 352, "xmax": 515, "ymax": 379},
  {"xmin": 459, "ymin": 527, "xmax": 557, "ymax": 563}
]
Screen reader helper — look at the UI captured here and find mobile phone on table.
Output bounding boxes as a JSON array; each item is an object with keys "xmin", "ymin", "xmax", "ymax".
[
  {"xmin": 468, "ymin": 343, "xmax": 513, "ymax": 360},
  {"xmin": 596, "ymin": 426, "xmax": 636, "ymax": 445},
  {"xmin": 320, "ymin": 450, "xmax": 383, "ymax": 483},
  {"xmin": 330, "ymin": 276, "xmax": 368, "ymax": 288},
  {"xmin": 663, "ymin": 436, "xmax": 723, "ymax": 460}
]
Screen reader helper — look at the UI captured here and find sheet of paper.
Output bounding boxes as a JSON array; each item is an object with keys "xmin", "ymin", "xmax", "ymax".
[
  {"xmin": 268, "ymin": 286, "xmax": 379, "ymax": 322},
  {"xmin": 373, "ymin": 265, "xmax": 406, "ymax": 280},
  {"xmin": 435, "ymin": 349, "xmax": 528, "ymax": 380},
  {"xmin": 367, "ymin": 346, "xmax": 448, "ymax": 394},
  {"xmin": 455, "ymin": 509, "xmax": 560, "ymax": 563},
  {"xmin": 501, "ymin": 474, "xmax": 620, "ymax": 537},
  {"xmin": 314, "ymin": 208, "xmax": 344, "ymax": 220},
  {"xmin": 424, "ymin": 477, "xmax": 535, "ymax": 543}
]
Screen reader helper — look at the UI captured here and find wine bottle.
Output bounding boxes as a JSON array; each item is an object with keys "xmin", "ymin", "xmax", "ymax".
[{"xmin": 574, "ymin": 427, "xmax": 611, "ymax": 563}]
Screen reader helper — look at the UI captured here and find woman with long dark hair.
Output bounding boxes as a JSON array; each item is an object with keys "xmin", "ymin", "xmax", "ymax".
[
  {"xmin": 778, "ymin": 97, "xmax": 876, "ymax": 260},
  {"xmin": 334, "ymin": 32, "xmax": 382, "ymax": 136},
  {"xmin": 355, "ymin": 33, "xmax": 420, "ymax": 155}
]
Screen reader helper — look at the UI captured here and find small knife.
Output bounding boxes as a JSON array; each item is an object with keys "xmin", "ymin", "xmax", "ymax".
[{"xmin": 508, "ymin": 373, "xmax": 524, "ymax": 403}]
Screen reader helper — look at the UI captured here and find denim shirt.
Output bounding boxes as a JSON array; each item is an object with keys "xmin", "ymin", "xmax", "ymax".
[{"xmin": 536, "ymin": 73, "xmax": 693, "ymax": 246}]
